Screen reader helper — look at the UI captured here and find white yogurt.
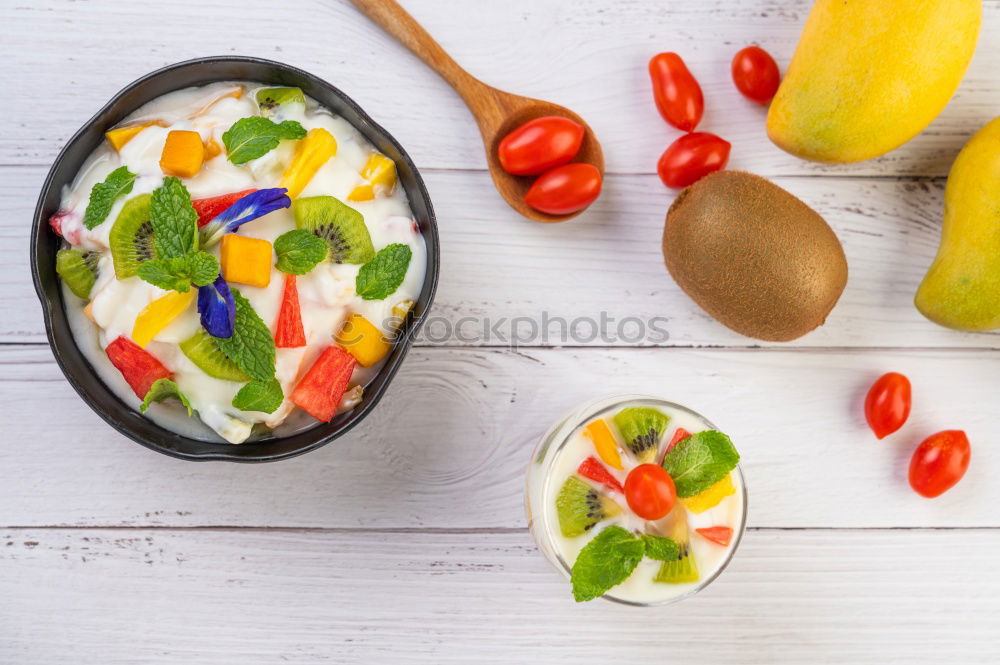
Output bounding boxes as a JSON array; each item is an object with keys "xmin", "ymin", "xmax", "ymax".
[
  {"xmin": 526, "ymin": 396, "xmax": 746, "ymax": 605},
  {"xmin": 56, "ymin": 82, "xmax": 427, "ymax": 443}
]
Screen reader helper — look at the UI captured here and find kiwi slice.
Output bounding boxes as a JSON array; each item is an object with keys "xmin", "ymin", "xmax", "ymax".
[
  {"xmin": 654, "ymin": 540, "xmax": 700, "ymax": 584},
  {"xmin": 613, "ymin": 407, "xmax": 669, "ymax": 462},
  {"xmin": 556, "ymin": 476, "xmax": 621, "ymax": 538},
  {"xmin": 108, "ymin": 193, "xmax": 155, "ymax": 279},
  {"xmin": 56, "ymin": 248, "xmax": 99, "ymax": 298},
  {"xmin": 179, "ymin": 330, "xmax": 250, "ymax": 382},
  {"xmin": 292, "ymin": 196, "xmax": 375, "ymax": 265},
  {"xmin": 255, "ymin": 87, "xmax": 306, "ymax": 115}
]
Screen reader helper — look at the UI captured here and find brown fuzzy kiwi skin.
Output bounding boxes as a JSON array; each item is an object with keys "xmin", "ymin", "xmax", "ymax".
[{"xmin": 662, "ymin": 170, "xmax": 848, "ymax": 342}]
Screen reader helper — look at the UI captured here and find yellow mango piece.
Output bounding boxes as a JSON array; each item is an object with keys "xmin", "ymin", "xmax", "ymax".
[
  {"xmin": 361, "ymin": 153, "xmax": 397, "ymax": 190},
  {"xmin": 915, "ymin": 117, "xmax": 1000, "ymax": 331},
  {"xmin": 160, "ymin": 130, "xmax": 205, "ymax": 178},
  {"xmin": 221, "ymin": 234, "xmax": 273, "ymax": 288},
  {"xmin": 280, "ymin": 128, "xmax": 337, "ymax": 198},
  {"xmin": 203, "ymin": 137, "xmax": 223, "ymax": 160},
  {"xmin": 132, "ymin": 290, "xmax": 196, "ymax": 348},
  {"xmin": 105, "ymin": 120, "xmax": 165, "ymax": 152},
  {"xmin": 347, "ymin": 184, "xmax": 375, "ymax": 202},
  {"xmin": 347, "ymin": 153, "xmax": 397, "ymax": 202},
  {"xmin": 583, "ymin": 418, "xmax": 623, "ymax": 470},
  {"xmin": 337, "ymin": 313, "xmax": 391, "ymax": 367},
  {"xmin": 680, "ymin": 474, "xmax": 736, "ymax": 514},
  {"xmin": 83, "ymin": 300, "xmax": 95, "ymax": 323},
  {"xmin": 767, "ymin": 0, "xmax": 981, "ymax": 163}
]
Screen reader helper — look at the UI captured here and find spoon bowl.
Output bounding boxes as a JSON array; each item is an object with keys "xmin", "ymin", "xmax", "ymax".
[{"xmin": 350, "ymin": 0, "xmax": 605, "ymax": 222}]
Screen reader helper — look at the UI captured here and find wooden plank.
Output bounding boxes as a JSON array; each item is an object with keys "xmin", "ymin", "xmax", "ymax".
[
  {"xmin": 1, "ymin": 0, "xmax": 997, "ymax": 176},
  {"xmin": 8, "ymin": 165, "xmax": 999, "ymax": 347},
  {"xmin": 2, "ymin": 527, "xmax": 998, "ymax": 664},
  {"xmin": 1, "ymin": 345, "xmax": 995, "ymax": 529}
]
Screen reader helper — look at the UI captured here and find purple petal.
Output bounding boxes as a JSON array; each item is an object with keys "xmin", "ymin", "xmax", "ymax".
[
  {"xmin": 201, "ymin": 188, "xmax": 291, "ymax": 246},
  {"xmin": 198, "ymin": 275, "xmax": 236, "ymax": 338}
]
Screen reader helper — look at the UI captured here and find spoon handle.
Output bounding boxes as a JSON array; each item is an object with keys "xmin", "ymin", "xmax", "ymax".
[{"xmin": 348, "ymin": 0, "xmax": 487, "ymax": 104}]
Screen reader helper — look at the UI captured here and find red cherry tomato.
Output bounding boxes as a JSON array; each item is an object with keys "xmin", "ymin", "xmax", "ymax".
[
  {"xmin": 648, "ymin": 53, "xmax": 704, "ymax": 132},
  {"xmin": 523, "ymin": 163, "xmax": 602, "ymax": 216},
  {"xmin": 909, "ymin": 430, "xmax": 970, "ymax": 498},
  {"xmin": 864, "ymin": 372, "xmax": 911, "ymax": 439},
  {"xmin": 497, "ymin": 116, "xmax": 585, "ymax": 176},
  {"xmin": 731, "ymin": 46, "xmax": 781, "ymax": 105},
  {"xmin": 656, "ymin": 132, "xmax": 731, "ymax": 189},
  {"xmin": 624, "ymin": 464, "xmax": 676, "ymax": 520}
]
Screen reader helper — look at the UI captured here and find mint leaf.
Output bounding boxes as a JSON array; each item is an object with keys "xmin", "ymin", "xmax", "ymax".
[
  {"xmin": 83, "ymin": 166, "xmax": 136, "ymax": 230},
  {"xmin": 274, "ymin": 229, "xmax": 328, "ymax": 275},
  {"xmin": 140, "ymin": 378, "xmax": 193, "ymax": 415},
  {"xmin": 138, "ymin": 257, "xmax": 194, "ymax": 292},
  {"xmin": 570, "ymin": 526, "xmax": 645, "ymax": 602},
  {"xmin": 213, "ymin": 289, "xmax": 276, "ymax": 382},
  {"xmin": 150, "ymin": 176, "xmax": 198, "ymax": 259},
  {"xmin": 641, "ymin": 535, "xmax": 679, "ymax": 562},
  {"xmin": 137, "ymin": 252, "xmax": 219, "ymax": 292},
  {"xmin": 188, "ymin": 251, "xmax": 220, "ymax": 287},
  {"xmin": 232, "ymin": 377, "xmax": 283, "ymax": 414},
  {"xmin": 222, "ymin": 117, "xmax": 306, "ymax": 165},
  {"xmin": 662, "ymin": 430, "xmax": 740, "ymax": 498},
  {"xmin": 356, "ymin": 243, "xmax": 412, "ymax": 301}
]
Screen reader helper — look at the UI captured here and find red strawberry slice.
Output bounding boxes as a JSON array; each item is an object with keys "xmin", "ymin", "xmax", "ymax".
[
  {"xmin": 49, "ymin": 211, "xmax": 67, "ymax": 237},
  {"xmin": 274, "ymin": 274, "xmax": 306, "ymax": 348},
  {"xmin": 665, "ymin": 427, "xmax": 692, "ymax": 454},
  {"xmin": 695, "ymin": 526, "xmax": 733, "ymax": 547},
  {"xmin": 291, "ymin": 346, "xmax": 357, "ymax": 422},
  {"xmin": 192, "ymin": 189, "xmax": 257, "ymax": 227},
  {"xmin": 577, "ymin": 456, "xmax": 624, "ymax": 494},
  {"xmin": 105, "ymin": 336, "xmax": 173, "ymax": 399}
]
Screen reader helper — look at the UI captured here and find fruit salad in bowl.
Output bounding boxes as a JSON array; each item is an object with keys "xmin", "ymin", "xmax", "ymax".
[
  {"xmin": 525, "ymin": 395, "xmax": 747, "ymax": 605},
  {"xmin": 34, "ymin": 58, "xmax": 436, "ymax": 457}
]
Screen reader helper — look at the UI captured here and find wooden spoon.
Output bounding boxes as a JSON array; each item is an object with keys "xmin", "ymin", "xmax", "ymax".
[{"xmin": 349, "ymin": 0, "xmax": 605, "ymax": 222}]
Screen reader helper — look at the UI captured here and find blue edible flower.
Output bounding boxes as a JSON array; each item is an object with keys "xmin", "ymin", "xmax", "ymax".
[
  {"xmin": 198, "ymin": 275, "xmax": 236, "ymax": 338},
  {"xmin": 201, "ymin": 188, "xmax": 291, "ymax": 247}
]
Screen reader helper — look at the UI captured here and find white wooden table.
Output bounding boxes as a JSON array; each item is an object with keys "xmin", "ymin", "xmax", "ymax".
[{"xmin": 3, "ymin": 1, "xmax": 999, "ymax": 662}]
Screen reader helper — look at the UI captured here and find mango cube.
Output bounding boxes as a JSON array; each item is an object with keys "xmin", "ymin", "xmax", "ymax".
[
  {"xmin": 347, "ymin": 153, "xmax": 396, "ymax": 202},
  {"xmin": 361, "ymin": 153, "xmax": 397, "ymax": 189},
  {"xmin": 346, "ymin": 184, "xmax": 375, "ymax": 202},
  {"xmin": 203, "ymin": 137, "xmax": 223, "ymax": 160},
  {"xmin": 337, "ymin": 314, "xmax": 391, "ymax": 367},
  {"xmin": 160, "ymin": 130, "xmax": 205, "ymax": 178},
  {"xmin": 105, "ymin": 120, "xmax": 164, "ymax": 152},
  {"xmin": 280, "ymin": 128, "xmax": 337, "ymax": 198},
  {"xmin": 221, "ymin": 234, "xmax": 273, "ymax": 288},
  {"xmin": 132, "ymin": 289, "xmax": 196, "ymax": 348}
]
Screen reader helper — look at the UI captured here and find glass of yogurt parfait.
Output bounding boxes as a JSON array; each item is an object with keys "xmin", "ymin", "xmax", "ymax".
[
  {"xmin": 48, "ymin": 80, "xmax": 427, "ymax": 444},
  {"xmin": 525, "ymin": 394, "xmax": 748, "ymax": 605}
]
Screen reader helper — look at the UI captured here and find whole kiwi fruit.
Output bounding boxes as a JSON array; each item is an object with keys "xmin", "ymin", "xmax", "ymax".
[{"xmin": 662, "ymin": 170, "xmax": 847, "ymax": 342}]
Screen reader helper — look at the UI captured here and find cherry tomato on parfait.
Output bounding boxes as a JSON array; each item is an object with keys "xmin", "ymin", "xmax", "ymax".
[
  {"xmin": 624, "ymin": 464, "xmax": 676, "ymax": 521},
  {"xmin": 656, "ymin": 132, "xmax": 731, "ymax": 189},
  {"xmin": 648, "ymin": 52, "xmax": 704, "ymax": 132},
  {"xmin": 731, "ymin": 46, "xmax": 781, "ymax": 105},
  {"xmin": 864, "ymin": 372, "xmax": 911, "ymax": 439},
  {"xmin": 497, "ymin": 116, "xmax": 585, "ymax": 176},
  {"xmin": 523, "ymin": 163, "xmax": 602, "ymax": 216},
  {"xmin": 909, "ymin": 430, "xmax": 970, "ymax": 498}
]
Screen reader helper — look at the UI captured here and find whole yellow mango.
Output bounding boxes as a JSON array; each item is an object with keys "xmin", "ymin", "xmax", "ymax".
[
  {"xmin": 915, "ymin": 117, "xmax": 1000, "ymax": 331},
  {"xmin": 767, "ymin": 0, "xmax": 981, "ymax": 163}
]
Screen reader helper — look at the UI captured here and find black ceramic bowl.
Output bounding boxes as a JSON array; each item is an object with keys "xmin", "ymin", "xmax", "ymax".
[{"xmin": 31, "ymin": 56, "xmax": 439, "ymax": 462}]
